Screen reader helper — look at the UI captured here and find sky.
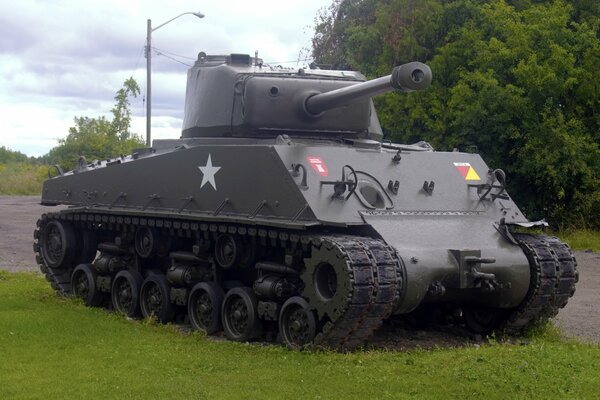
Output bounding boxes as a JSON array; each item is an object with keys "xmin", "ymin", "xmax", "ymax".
[{"xmin": 0, "ymin": 0, "xmax": 333, "ymax": 157}]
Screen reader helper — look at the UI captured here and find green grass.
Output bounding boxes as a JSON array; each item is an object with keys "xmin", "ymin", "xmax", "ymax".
[
  {"xmin": 512, "ymin": 228, "xmax": 599, "ymax": 252},
  {"xmin": 558, "ymin": 229, "xmax": 600, "ymax": 252},
  {"xmin": 1, "ymin": 272, "xmax": 599, "ymax": 399},
  {"xmin": 0, "ymin": 162, "xmax": 47, "ymax": 195}
]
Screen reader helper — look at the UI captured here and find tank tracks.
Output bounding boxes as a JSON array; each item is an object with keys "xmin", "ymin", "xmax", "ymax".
[
  {"xmin": 303, "ymin": 236, "xmax": 404, "ymax": 349},
  {"xmin": 33, "ymin": 217, "xmax": 73, "ymax": 294},
  {"xmin": 34, "ymin": 212, "xmax": 573, "ymax": 345},
  {"xmin": 501, "ymin": 233, "xmax": 578, "ymax": 333},
  {"xmin": 395, "ymin": 233, "xmax": 578, "ymax": 337},
  {"xmin": 33, "ymin": 211, "xmax": 405, "ymax": 349}
]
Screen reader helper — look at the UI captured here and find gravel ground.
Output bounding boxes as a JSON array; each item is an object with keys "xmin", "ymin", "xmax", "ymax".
[
  {"xmin": 1, "ymin": 195, "xmax": 598, "ymax": 345},
  {"xmin": 0, "ymin": 196, "xmax": 63, "ymax": 272}
]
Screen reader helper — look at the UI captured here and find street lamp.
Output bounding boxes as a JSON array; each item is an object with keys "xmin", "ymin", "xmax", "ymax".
[{"xmin": 146, "ymin": 11, "xmax": 205, "ymax": 147}]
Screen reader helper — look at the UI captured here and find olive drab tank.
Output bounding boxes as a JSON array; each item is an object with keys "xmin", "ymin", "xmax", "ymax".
[{"xmin": 34, "ymin": 51, "xmax": 577, "ymax": 348}]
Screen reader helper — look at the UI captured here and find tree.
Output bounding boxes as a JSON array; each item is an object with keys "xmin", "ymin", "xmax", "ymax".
[
  {"xmin": 47, "ymin": 78, "xmax": 144, "ymax": 171},
  {"xmin": 0, "ymin": 146, "xmax": 38, "ymax": 164},
  {"xmin": 312, "ymin": 0, "xmax": 600, "ymax": 229},
  {"xmin": 111, "ymin": 77, "xmax": 141, "ymax": 140}
]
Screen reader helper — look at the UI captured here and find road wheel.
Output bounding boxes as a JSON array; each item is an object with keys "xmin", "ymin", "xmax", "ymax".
[
  {"xmin": 140, "ymin": 274, "xmax": 176, "ymax": 323},
  {"xmin": 221, "ymin": 287, "xmax": 262, "ymax": 341},
  {"xmin": 279, "ymin": 296, "xmax": 316, "ymax": 348},
  {"xmin": 111, "ymin": 270, "xmax": 143, "ymax": 317},
  {"xmin": 188, "ymin": 282, "xmax": 224, "ymax": 334},
  {"xmin": 71, "ymin": 264, "xmax": 104, "ymax": 307}
]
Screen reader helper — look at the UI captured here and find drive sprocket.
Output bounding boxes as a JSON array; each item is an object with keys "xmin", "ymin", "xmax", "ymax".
[
  {"xmin": 301, "ymin": 238, "xmax": 354, "ymax": 321},
  {"xmin": 301, "ymin": 235, "xmax": 404, "ymax": 349}
]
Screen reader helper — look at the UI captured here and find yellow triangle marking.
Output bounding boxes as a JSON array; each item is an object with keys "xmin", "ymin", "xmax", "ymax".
[{"xmin": 465, "ymin": 166, "xmax": 480, "ymax": 180}]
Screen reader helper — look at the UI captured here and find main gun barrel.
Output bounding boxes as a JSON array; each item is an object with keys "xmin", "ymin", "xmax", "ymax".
[{"xmin": 304, "ymin": 61, "xmax": 432, "ymax": 116}]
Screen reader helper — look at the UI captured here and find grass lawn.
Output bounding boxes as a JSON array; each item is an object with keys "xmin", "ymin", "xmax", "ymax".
[
  {"xmin": 1, "ymin": 271, "xmax": 599, "ymax": 399},
  {"xmin": 559, "ymin": 229, "xmax": 600, "ymax": 252}
]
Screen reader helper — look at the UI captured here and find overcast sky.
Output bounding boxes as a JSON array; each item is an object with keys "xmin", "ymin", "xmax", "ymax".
[{"xmin": 0, "ymin": 0, "xmax": 333, "ymax": 157}]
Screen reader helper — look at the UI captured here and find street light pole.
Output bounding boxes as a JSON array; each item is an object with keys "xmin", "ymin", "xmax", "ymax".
[
  {"xmin": 146, "ymin": 19, "xmax": 152, "ymax": 147},
  {"xmin": 145, "ymin": 11, "xmax": 205, "ymax": 147}
]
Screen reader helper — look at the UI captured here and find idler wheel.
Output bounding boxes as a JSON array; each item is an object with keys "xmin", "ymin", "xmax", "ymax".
[
  {"xmin": 135, "ymin": 227, "xmax": 159, "ymax": 259},
  {"xmin": 301, "ymin": 241, "xmax": 353, "ymax": 321},
  {"xmin": 40, "ymin": 220, "xmax": 77, "ymax": 269},
  {"xmin": 188, "ymin": 282, "xmax": 224, "ymax": 334},
  {"xmin": 71, "ymin": 263, "xmax": 105, "ymax": 307},
  {"xmin": 221, "ymin": 287, "xmax": 262, "ymax": 341},
  {"xmin": 140, "ymin": 274, "xmax": 176, "ymax": 323},
  {"xmin": 111, "ymin": 270, "xmax": 143, "ymax": 318},
  {"xmin": 279, "ymin": 296, "xmax": 317, "ymax": 348},
  {"xmin": 214, "ymin": 234, "xmax": 242, "ymax": 269}
]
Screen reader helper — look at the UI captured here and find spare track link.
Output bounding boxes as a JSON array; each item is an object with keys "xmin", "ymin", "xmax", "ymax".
[
  {"xmin": 309, "ymin": 235, "xmax": 404, "ymax": 349},
  {"xmin": 33, "ymin": 214, "xmax": 73, "ymax": 294},
  {"xmin": 501, "ymin": 233, "xmax": 578, "ymax": 333}
]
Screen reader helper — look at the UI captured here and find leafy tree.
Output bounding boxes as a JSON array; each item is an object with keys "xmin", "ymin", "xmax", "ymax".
[
  {"xmin": 111, "ymin": 77, "xmax": 141, "ymax": 140},
  {"xmin": 47, "ymin": 78, "xmax": 144, "ymax": 171},
  {"xmin": 0, "ymin": 146, "xmax": 39, "ymax": 164},
  {"xmin": 0, "ymin": 147, "xmax": 45, "ymax": 195},
  {"xmin": 312, "ymin": 0, "xmax": 381, "ymax": 70},
  {"xmin": 312, "ymin": 0, "xmax": 600, "ymax": 229}
]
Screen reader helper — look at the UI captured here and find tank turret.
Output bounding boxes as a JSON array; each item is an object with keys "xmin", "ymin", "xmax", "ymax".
[{"xmin": 181, "ymin": 54, "xmax": 431, "ymax": 139}]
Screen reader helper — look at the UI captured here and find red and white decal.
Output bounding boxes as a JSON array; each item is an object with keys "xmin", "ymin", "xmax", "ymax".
[{"xmin": 306, "ymin": 156, "xmax": 329, "ymax": 177}]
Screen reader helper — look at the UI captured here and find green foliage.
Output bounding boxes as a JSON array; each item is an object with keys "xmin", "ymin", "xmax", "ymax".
[
  {"xmin": 0, "ymin": 147, "xmax": 45, "ymax": 195},
  {"xmin": 312, "ymin": 0, "xmax": 600, "ymax": 229},
  {"xmin": 111, "ymin": 77, "xmax": 141, "ymax": 140},
  {"xmin": 0, "ymin": 146, "xmax": 40, "ymax": 164},
  {"xmin": 558, "ymin": 229, "xmax": 600, "ymax": 252},
  {"xmin": 46, "ymin": 78, "xmax": 144, "ymax": 171},
  {"xmin": 1, "ymin": 273, "xmax": 600, "ymax": 399},
  {"xmin": 0, "ymin": 163, "xmax": 47, "ymax": 195},
  {"xmin": 312, "ymin": 0, "xmax": 368, "ymax": 69}
]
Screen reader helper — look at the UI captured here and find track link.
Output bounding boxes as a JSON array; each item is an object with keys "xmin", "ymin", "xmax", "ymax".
[
  {"xmin": 501, "ymin": 234, "xmax": 578, "ymax": 333},
  {"xmin": 305, "ymin": 235, "xmax": 404, "ymax": 349}
]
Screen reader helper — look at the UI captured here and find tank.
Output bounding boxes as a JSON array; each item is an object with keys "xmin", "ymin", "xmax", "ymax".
[{"xmin": 33, "ymin": 52, "xmax": 577, "ymax": 349}]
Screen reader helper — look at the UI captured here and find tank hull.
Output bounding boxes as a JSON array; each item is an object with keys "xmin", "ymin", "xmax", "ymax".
[{"xmin": 34, "ymin": 137, "xmax": 577, "ymax": 348}]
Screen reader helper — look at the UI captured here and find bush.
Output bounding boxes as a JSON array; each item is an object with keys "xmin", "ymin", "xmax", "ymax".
[{"xmin": 0, "ymin": 163, "xmax": 47, "ymax": 195}]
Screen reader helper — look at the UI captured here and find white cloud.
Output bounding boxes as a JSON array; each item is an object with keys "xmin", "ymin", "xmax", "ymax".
[{"xmin": 0, "ymin": 0, "xmax": 331, "ymax": 156}]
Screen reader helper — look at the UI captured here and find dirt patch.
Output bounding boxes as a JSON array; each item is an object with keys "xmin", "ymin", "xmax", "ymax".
[{"xmin": 1, "ymin": 195, "xmax": 598, "ymax": 345}]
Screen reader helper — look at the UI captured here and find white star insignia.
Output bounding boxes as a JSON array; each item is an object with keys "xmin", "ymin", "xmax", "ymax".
[{"xmin": 198, "ymin": 154, "xmax": 221, "ymax": 190}]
